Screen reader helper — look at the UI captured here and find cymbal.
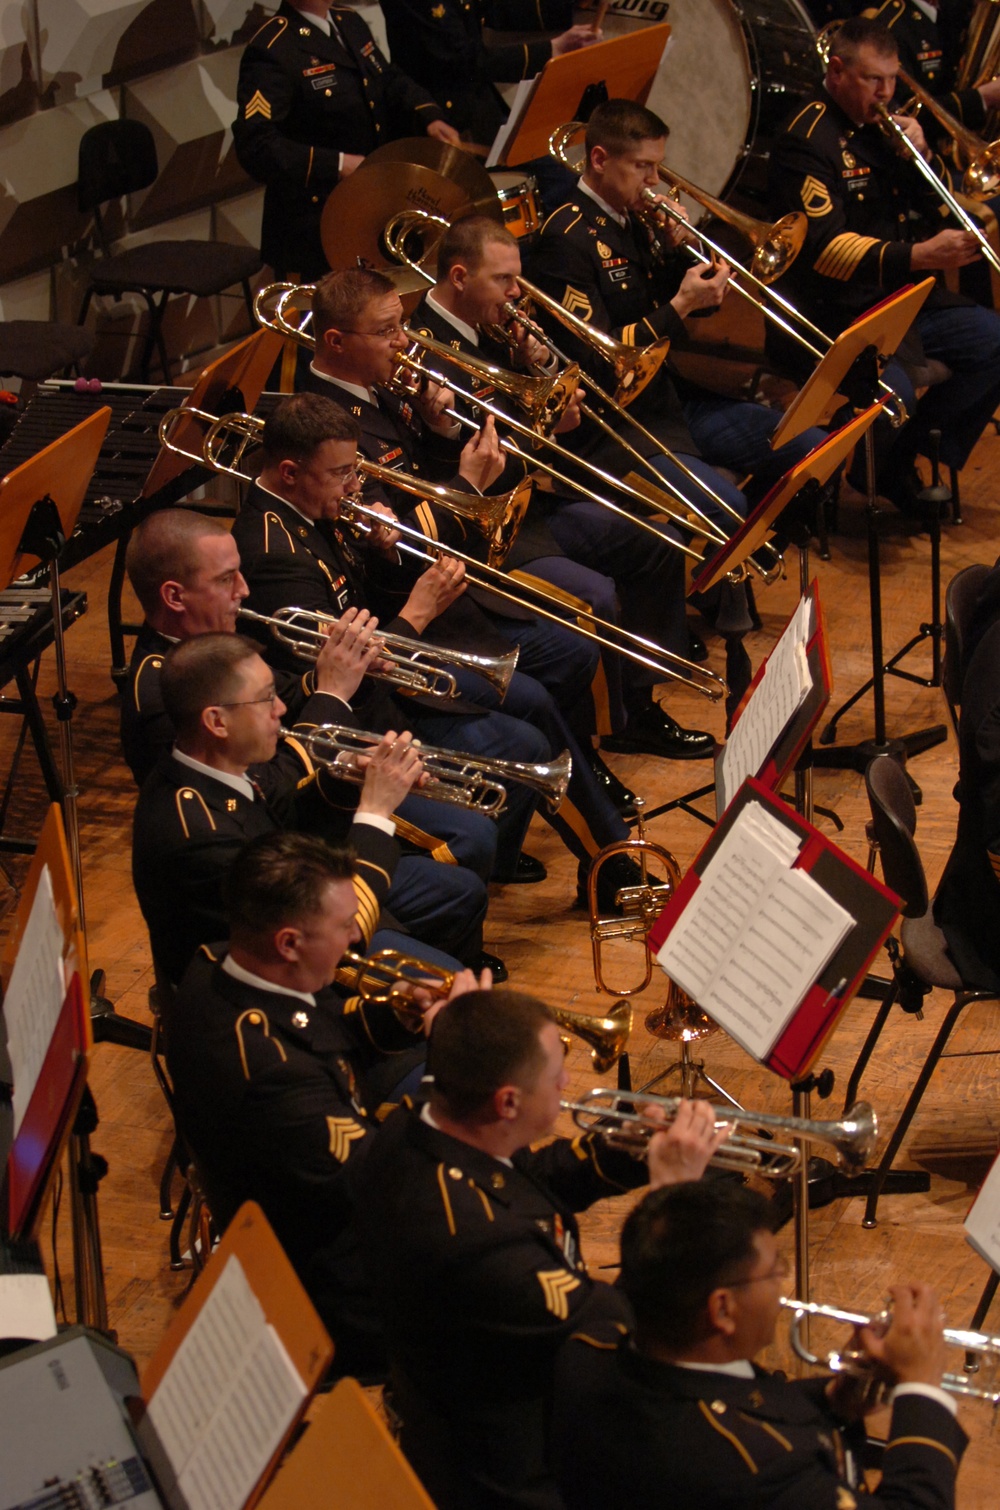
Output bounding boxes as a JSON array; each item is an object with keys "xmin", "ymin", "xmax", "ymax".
[
  {"xmin": 320, "ymin": 160, "xmax": 493, "ymax": 280},
  {"xmin": 364, "ymin": 136, "xmax": 501, "ymax": 217}
]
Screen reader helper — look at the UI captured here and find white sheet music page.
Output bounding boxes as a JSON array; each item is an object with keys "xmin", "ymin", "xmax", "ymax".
[
  {"xmin": 3, "ymin": 865, "xmax": 66, "ymax": 1136},
  {"xmin": 965, "ymin": 1153, "xmax": 1000, "ymax": 1274},
  {"xmin": 146, "ymin": 1254, "xmax": 307, "ymax": 1510},
  {"xmin": 718, "ymin": 596, "xmax": 814, "ymax": 810},
  {"xmin": 656, "ymin": 801, "xmax": 853, "ymax": 1060}
]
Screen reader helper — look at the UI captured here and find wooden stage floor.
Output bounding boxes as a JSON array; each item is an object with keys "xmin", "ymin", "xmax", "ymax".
[{"xmin": 3, "ymin": 431, "xmax": 999, "ymax": 1498}]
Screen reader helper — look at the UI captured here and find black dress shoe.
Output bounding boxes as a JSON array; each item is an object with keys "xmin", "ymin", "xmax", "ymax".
[
  {"xmin": 602, "ymin": 705, "xmax": 714, "ymax": 761},
  {"xmin": 494, "ymin": 851, "xmax": 547, "ymax": 884},
  {"xmin": 687, "ymin": 629, "xmax": 708, "ymax": 662},
  {"xmin": 575, "ymin": 853, "xmax": 666, "ymax": 914},
  {"xmin": 582, "ymin": 746, "xmax": 638, "ymax": 817},
  {"xmin": 472, "ymin": 949, "xmax": 508, "ymax": 983}
]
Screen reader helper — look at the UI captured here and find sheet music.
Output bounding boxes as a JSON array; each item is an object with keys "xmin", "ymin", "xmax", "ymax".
[
  {"xmin": 718, "ymin": 595, "xmax": 814, "ymax": 810},
  {"xmin": 3, "ymin": 866, "xmax": 66, "ymax": 1137},
  {"xmin": 146, "ymin": 1254, "xmax": 306, "ymax": 1510},
  {"xmin": 486, "ymin": 76, "xmax": 539, "ymax": 167},
  {"xmin": 965, "ymin": 1152, "xmax": 1000, "ymax": 1275},
  {"xmin": 656, "ymin": 801, "xmax": 853, "ymax": 1060}
]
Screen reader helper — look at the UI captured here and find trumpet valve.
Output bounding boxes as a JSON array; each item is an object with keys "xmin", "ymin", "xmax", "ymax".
[{"xmin": 614, "ymin": 880, "xmax": 676, "ymax": 926}]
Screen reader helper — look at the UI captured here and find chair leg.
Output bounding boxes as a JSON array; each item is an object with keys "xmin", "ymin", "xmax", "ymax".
[
  {"xmin": 949, "ymin": 467, "xmax": 962, "ymax": 525},
  {"xmin": 844, "ymin": 974, "xmax": 899, "ymax": 1112},
  {"xmin": 169, "ymin": 1178, "xmax": 193, "ymax": 1269},
  {"xmin": 159, "ymin": 1135, "xmax": 180, "ymax": 1220},
  {"xmin": 862, "ymin": 991, "xmax": 988, "ymax": 1228},
  {"xmin": 107, "ymin": 531, "xmax": 132, "ymax": 689}
]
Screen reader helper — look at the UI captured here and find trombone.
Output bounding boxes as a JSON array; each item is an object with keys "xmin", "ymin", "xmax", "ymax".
[
  {"xmin": 895, "ymin": 64, "xmax": 1000, "ymax": 199},
  {"xmin": 285, "ymin": 721, "xmax": 572, "ymax": 815},
  {"xmin": 549, "ymin": 123, "xmax": 907, "ymax": 425},
  {"xmin": 781, "ymin": 1297, "xmax": 1000, "ymax": 1404},
  {"xmin": 238, "ymin": 604, "xmax": 519, "ymax": 700},
  {"xmin": 561, "ymin": 1087, "xmax": 879, "ymax": 1176},
  {"xmin": 159, "ymin": 400, "xmax": 727, "ymax": 697},
  {"xmin": 875, "ymin": 102, "xmax": 1000, "ymax": 278}
]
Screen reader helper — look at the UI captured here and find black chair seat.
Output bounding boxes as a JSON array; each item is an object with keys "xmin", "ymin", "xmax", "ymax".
[
  {"xmin": 899, "ymin": 908, "xmax": 963, "ymax": 992},
  {"xmin": 0, "ymin": 321, "xmax": 94, "ymax": 381},
  {"xmin": 87, "ymin": 241, "xmax": 262, "ymax": 299}
]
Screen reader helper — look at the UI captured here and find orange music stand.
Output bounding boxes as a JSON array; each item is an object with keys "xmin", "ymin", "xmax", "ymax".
[
  {"xmin": 770, "ymin": 278, "xmax": 935, "ymax": 447},
  {"xmin": 0, "ymin": 407, "xmax": 111, "ymax": 583},
  {"xmin": 501, "ymin": 25, "xmax": 671, "ymax": 166},
  {"xmin": 689, "ymin": 400, "xmax": 885, "ymax": 594},
  {"xmin": 141, "ymin": 327, "xmax": 283, "ymax": 500}
]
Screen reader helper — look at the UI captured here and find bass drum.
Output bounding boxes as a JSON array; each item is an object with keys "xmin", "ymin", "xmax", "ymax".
[{"xmin": 599, "ymin": 0, "xmax": 821, "ymax": 203}]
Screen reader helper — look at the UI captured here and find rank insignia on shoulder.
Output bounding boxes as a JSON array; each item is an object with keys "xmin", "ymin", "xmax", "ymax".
[
  {"xmin": 800, "ymin": 174, "xmax": 833, "ymax": 217},
  {"xmin": 538, "ymin": 1268, "xmax": 581, "ymax": 1319},
  {"xmin": 245, "ymin": 90, "xmax": 271, "ymax": 120},
  {"xmin": 562, "ymin": 287, "xmax": 593, "ymax": 321},
  {"xmin": 327, "ymin": 1116, "xmax": 366, "ymax": 1162}
]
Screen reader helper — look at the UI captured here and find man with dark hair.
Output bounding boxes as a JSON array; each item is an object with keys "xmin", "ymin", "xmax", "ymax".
[
  {"xmin": 165, "ymin": 830, "xmax": 486, "ymax": 1379},
  {"xmin": 414, "ymin": 213, "xmax": 723, "ymax": 763},
  {"xmin": 132, "ymin": 633, "xmax": 486, "ymax": 984},
  {"xmin": 232, "ymin": 0, "xmax": 459, "ymax": 281},
  {"xmin": 529, "ymin": 98, "xmax": 829, "ymax": 531},
  {"xmin": 768, "ymin": 16, "xmax": 1000, "ymax": 509},
  {"xmin": 237, "ymin": 388, "xmax": 660, "ymax": 911},
  {"xmin": 356, "ymin": 989, "xmax": 724, "ymax": 1508},
  {"xmin": 551, "ymin": 1180, "xmax": 966, "ymax": 1508}
]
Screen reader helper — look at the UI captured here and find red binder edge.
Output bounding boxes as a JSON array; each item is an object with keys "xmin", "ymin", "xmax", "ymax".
[
  {"xmin": 7, "ymin": 971, "xmax": 88, "ymax": 1236},
  {"xmin": 646, "ymin": 778, "xmax": 900, "ymax": 1080}
]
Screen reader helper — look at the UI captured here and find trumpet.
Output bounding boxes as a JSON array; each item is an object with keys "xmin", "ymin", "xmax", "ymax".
[
  {"xmin": 781, "ymin": 1297, "xmax": 1000, "ymax": 1404},
  {"xmin": 561, "ymin": 1087, "xmax": 879, "ymax": 1177},
  {"xmin": 287, "ymin": 721, "xmax": 572, "ymax": 815},
  {"xmin": 875, "ymin": 103, "xmax": 1000, "ymax": 278},
  {"xmin": 238, "ymin": 605, "xmax": 519, "ymax": 700}
]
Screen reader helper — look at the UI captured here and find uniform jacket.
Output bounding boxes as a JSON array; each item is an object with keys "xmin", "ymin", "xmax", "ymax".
[
  {"xmin": 379, "ymin": 0, "xmax": 571, "ymax": 141},
  {"xmin": 865, "ymin": 0, "xmax": 987, "ymax": 133},
  {"xmin": 528, "ymin": 192, "xmax": 698, "ymax": 458},
  {"xmin": 165, "ymin": 947, "xmax": 415, "ymax": 1376},
  {"xmin": 355, "ymin": 1102, "xmax": 644, "ymax": 1509},
  {"xmin": 551, "ymin": 1327, "xmax": 968, "ymax": 1510},
  {"xmin": 935, "ymin": 615, "xmax": 1000, "ymax": 988},
  {"xmin": 233, "ymin": 1, "xmax": 445, "ymax": 277},
  {"xmin": 767, "ymin": 89, "xmax": 966, "ymax": 340},
  {"xmin": 132, "ymin": 750, "xmax": 397, "ymax": 985},
  {"xmin": 120, "ymin": 621, "xmax": 356, "ymax": 788}
]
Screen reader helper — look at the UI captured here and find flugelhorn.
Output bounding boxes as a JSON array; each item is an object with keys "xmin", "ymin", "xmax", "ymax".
[
  {"xmin": 561, "ymin": 1088, "xmax": 878, "ymax": 1177},
  {"xmin": 875, "ymin": 103, "xmax": 1000, "ymax": 277},
  {"xmin": 550, "ymin": 1001, "xmax": 632, "ymax": 1074},
  {"xmin": 289, "ymin": 721, "xmax": 572, "ymax": 815},
  {"xmin": 157, "ymin": 402, "xmax": 726, "ymax": 698},
  {"xmin": 238, "ymin": 605, "xmax": 519, "ymax": 700},
  {"xmin": 781, "ymin": 1297, "xmax": 1000, "ymax": 1404}
]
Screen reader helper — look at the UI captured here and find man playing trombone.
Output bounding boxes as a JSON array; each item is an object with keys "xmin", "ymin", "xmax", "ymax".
[
  {"xmin": 768, "ymin": 17, "xmax": 1000, "ymax": 512},
  {"xmin": 552, "ymin": 1181, "xmax": 967, "ymax": 1509}
]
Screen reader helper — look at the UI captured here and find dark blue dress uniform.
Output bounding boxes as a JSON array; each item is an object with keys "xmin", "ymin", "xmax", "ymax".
[
  {"xmin": 551, "ymin": 1324, "xmax": 968, "ymax": 1510},
  {"xmin": 378, "ymin": 0, "xmax": 572, "ymax": 142},
  {"xmin": 767, "ymin": 89, "xmax": 1000, "ymax": 477},
  {"xmin": 233, "ymin": 1, "xmax": 447, "ymax": 278},
  {"xmin": 355, "ymin": 1101, "xmax": 644, "ymax": 1510},
  {"xmin": 164, "ymin": 946, "xmax": 421, "ymax": 1378},
  {"xmin": 864, "ymin": 0, "xmax": 986, "ymax": 125}
]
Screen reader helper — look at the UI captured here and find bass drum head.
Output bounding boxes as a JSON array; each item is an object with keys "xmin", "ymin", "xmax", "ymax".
[{"xmin": 599, "ymin": 0, "xmax": 819, "ymax": 202}]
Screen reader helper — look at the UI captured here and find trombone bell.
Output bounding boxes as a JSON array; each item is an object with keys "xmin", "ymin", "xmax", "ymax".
[{"xmin": 550, "ymin": 1001, "xmax": 632, "ymax": 1074}]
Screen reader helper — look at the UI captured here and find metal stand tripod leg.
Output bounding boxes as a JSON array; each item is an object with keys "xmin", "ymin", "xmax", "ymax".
[{"xmin": 638, "ymin": 1040, "xmax": 745, "ymax": 1108}]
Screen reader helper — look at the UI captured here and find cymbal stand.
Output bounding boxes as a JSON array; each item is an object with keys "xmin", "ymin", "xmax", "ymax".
[{"xmin": 812, "ymin": 356, "xmax": 947, "ymax": 802}]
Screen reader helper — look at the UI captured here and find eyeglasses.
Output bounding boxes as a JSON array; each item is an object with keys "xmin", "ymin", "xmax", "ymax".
[
  {"xmin": 218, "ymin": 689, "xmax": 279, "ymax": 708},
  {"xmin": 724, "ymin": 1254, "xmax": 791, "ymax": 1288},
  {"xmin": 340, "ymin": 323, "xmax": 405, "ymax": 341},
  {"xmin": 329, "ymin": 462, "xmax": 360, "ymax": 481}
]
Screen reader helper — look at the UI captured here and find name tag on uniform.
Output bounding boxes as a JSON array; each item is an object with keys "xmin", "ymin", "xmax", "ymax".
[
  {"xmin": 608, "ymin": 267, "xmax": 630, "ymax": 283},
  {"xmin": 843, "ymin": 166, "xmax": 870, "ymax": 194},
  {"xmin": 310, "ymin": 73, "xmax": 340, "ymax": 90},
  {"xmin": 331, "ymin": 575, "xmax": 351, "ymax": 614}
]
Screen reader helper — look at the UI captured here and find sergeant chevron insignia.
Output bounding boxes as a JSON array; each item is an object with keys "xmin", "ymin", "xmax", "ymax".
[
  {"xmin": 245, "ymin": 90, "xmax": 271, "ymax": 120},
  {"xmin": 327, "ymin": 1116, "xmax": 366, "ymax": 1162},
  {"xmin": 561, "ymin": 287, "xmax": 593, "ymax": 320},
  {"xmin": 537, "ymin": 1267, "xmax": 581, "ymax": 1318},
  {"xmin": 800, "ymin": 174, "xmax": 833, "ymax": 217}
]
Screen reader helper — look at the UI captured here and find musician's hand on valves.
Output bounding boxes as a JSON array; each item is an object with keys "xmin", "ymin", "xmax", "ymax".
[
  {"xmin": 355, "ymin": 730, "xmax": 427, "ymax": 819},
  {"xmin": 911, "ymin": 228, "xmax": 983, "ymax": 270},
  {"xmin": 458, "ymin": 415, "xmax": 505, "ymax": 492},
  {"xmin": 313, "ymin": 606, "xmax": 384, "ymax": 702},
  {"xmin": 551, "ymin": 22, "xmax": 602, "ymax": 54},
  {"xmin": 891, "ymin": 112, "xmax": 930, "ymax": 158},
  {"xmin": 861, "ymin": 1283, "xmax": 949, "ymax": 1389},
  {"xmin": 420, "ymin": 964, "xmax": 493, "ymax": 1034},
  {"xmin": 402, "ymin": 553, "xmax": 467, "ymax": 631},
  {"xmin": 553, "ymin": 387, "xmax": 585, "ymax": 435},
  {"xmin": 645, "ymin": 1098, "xmax": 730, "ymax": 1188},
  {"xmin": 672, "ymin": 256, "xmax": 730, "ymax": 318},
  {"xmin": 365, "ymin": 500, "xmax": 402, "ymax": 553}
]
